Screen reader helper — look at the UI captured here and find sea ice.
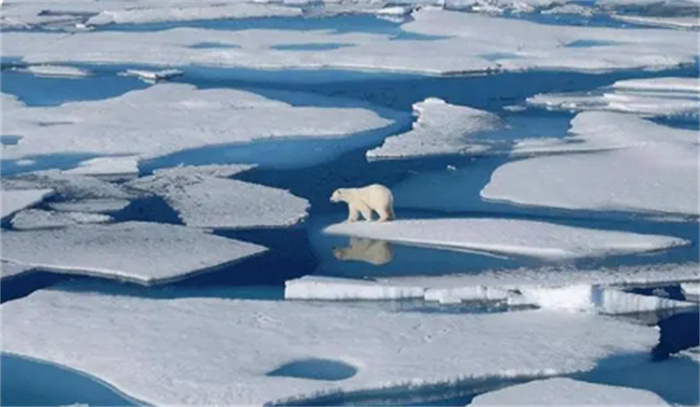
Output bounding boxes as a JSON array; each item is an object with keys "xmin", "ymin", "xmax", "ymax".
[
  {"xmin": 471, "ymin": 378, "xmax": 670, "ymax": 405},
  {"xmin": 325, "ymin": 218, "xmax": 687, "ymax": 260},
  {"xmin": 128, "ymin": 165, "xmax": 310, "ymax": 229},
  {"xmin": 611, "ymin": 15, "xmax": 700, "ymax": 29},
  {"xmin": 1, "ymin": 288, "xmax": 658, "ymax": 405},
  {"xmin": 1, "ymin": 85, "xmax": 396, "ymax": 164},
  {"xmin": 527, "ymin": 77, "xmax": 699, "ymax": 117},
  {"xmin": 12, "ymin": 65, "xmax": 92, "ymax": 78},
  {"xmin": 366, "ymin": 98, "xmax": 500, "ymax": 160},
  {"xmin": 3, "ymin": 9, "xmax": 697, "ymax": 74},
  {"xmin": 48, "ymin": 199, "xmax": 131, "ymax": 213},
  {"xmin": 63, "ymin": 156, "xmax": 139, "ymax": 180},
  {"xmin": 1, "ymin": 221, "xmax": 266, "ymax": 284},
  {"xmin": 11, "ymin": 209, "xmax": 113, "ymax": 230},
  {"xmin": 1, "ymin": 188, "xmax": 54, "ymax": 218},
  {"xmin": 0, "ymin": 261, "xmax": 35, "ymax": 281},
  {"xmin": 3, "ymin": 170, "xmax": 132, "ymax": 201},
  {"xmin": 120, "ymin": 69, "xmax": 184, "ymax": 82},
  {"xmin": 485, "ymin": 113, "xmax": 699, "ymax": 216}
]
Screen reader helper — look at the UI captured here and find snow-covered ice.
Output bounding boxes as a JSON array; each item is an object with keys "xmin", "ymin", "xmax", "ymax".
[
  {"xmin": 325, "ymin": 218, "xmax": 687, "ymax": 260},
  {"xmin": 3, "ymin": 9, "xmax": 697, "ymax": 74},
  {"xmin": 611, "ymin": 15, "xmax": 700, "ymax": 29},
  {"xmin": 1, "ymin": 261, "xmax": 35, "ymax": 281},
  {"xmin": 3, "ymin": 170, "xmax": 132, "ymax": 201},
  {"xmin": 681, "ymin": 283, "xmax": 700, "ymax": 300},
  {"xmin": 128, "ymin": 165, "xmax": 309, "ymax": 229},
  {"xmin": 527, "ymin": 77, "xmax": 699, "ymax": 117},
  {"xmin": 1, "ymin": 221, "xmax": 266, "ymax": 284},
  {"xmin": 486, "ymin": 112, "xmax": 699, "ymax": 217},
  {"xmin": 1, "ymin": 188, "xmax": 54, "ymax": 219},
  {"xmin": 120, "ymin": 69, "xmax": 183, "ymax": 82},
  {"xmin": 286, "ymin": 276, "xmax": 426, "ymax": 300},
  {"xmin": 11, "ymin": 209, "xmax": 113, "ymax": 230},
  {"xmin": 1, "ymin": 287, "xmax": 659, "ymax": 405},
  {"xmin": 471, "ymin": 378, "xmax": 670, "ymax": 405},
  {"xmin": 48, "ymin": 199, "xmax": 131, "ymax": 213},
  {"xmin": 1, "ymin": 85, "xmax": 396, "ymax": 163},
  {"xmin": 12, "ymin": 65, "xmax": 91, "ymax": 79},
  {"xmin": 366, "ymin": 98, "xmax": 500, "ymax": 160},
  {"xmin": 64, "ymin": 156, "xmax": 139, "ymax": 179}
]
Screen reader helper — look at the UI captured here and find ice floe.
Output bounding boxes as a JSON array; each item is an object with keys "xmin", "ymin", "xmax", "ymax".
[
  {"xmin": 4, "ymin": 170, "xmax": 132, "ymax": 201},
  {"xmin": 325, "ymin": 218, "xmax": 687, "ymax": 260},
  {"xmin": 11, "ymin": 65, "xmax": 92, "ymax": 78},
  {"xmin": 471, "ymin": 378, "xmax": 670, "ymax": 405},
  {"xmin": 11, "ymin": 209, "xmax": 113, "ymax": 230},
  {"xmin": 611, "ymin": 14, "xmax": 700, "ymax": 29},
  {"xmin": 1, "ymin": 85, "xmax": 396, "ymax": 164},
  {"xmin": 48, "ymin": 199, "xmax": 131, "ymax": 213},
  {"xmin": 485, "ymin": 113, "xmax": 699, "ymax": 217},
  {"xmin": 366, "ymin": 98, "xmax": 501, "ymax": 160},
  {"xmin": 0, "ymin": 261, "xmax": 35, "ymax": 281},
  {"xmin": 1, "ymin": 188, "xmax": 54, "ymax": 218},
  {"xmin": 527, "ymin": 77, "xmax": 699, "ymax": 117},
  {"xmin": 63, "ymin": 156, "xmax": 139, "ymax": 180},
  {"xmin": 3, "ymin": 9, "xmax": 697, "ymax": 74},
  {"xmin": 1, "ymin": 221, "xmax": 266, "ymax": 284},
  {"xmin": 1, "ymin": 288, "xmax": 658, "ymax": 405},
  {"xmin": 128, "ymin": 165, "xmax": 310, "ymax": 229},
  {"xmin": 120, "ymin": 69, "xmax": 183, "ymax": 82}
]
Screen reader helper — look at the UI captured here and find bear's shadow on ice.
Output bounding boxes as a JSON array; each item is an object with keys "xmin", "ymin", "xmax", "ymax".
[{"xmin": 332, "ymin": 237, "xmax": 394, "ymax": 266}]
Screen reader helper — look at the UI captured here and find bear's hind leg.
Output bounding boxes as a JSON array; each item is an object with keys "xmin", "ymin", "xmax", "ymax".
[{"xmin": 377, "ymin": 204, "xmax": 394, "ymax": 222}]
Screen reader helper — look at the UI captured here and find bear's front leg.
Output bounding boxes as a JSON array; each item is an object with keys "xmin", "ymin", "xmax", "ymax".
[
  {"xmin": 356, "ymin": 203, "xmax": 373, "ymax": 222},
  {"xmin": 346, "ymin": 204, "xmax": 360, "ymax": 222}
]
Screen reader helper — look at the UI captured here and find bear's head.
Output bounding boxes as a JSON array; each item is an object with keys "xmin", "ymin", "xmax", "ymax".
[{"xmin": 330, "ymin": 188, "xmax": 347, "ymax": 203}]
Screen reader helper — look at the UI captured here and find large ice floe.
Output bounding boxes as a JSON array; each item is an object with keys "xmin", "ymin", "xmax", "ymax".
[
  {"xmin": 366, "ymin": 98, "xmax": 501, "ymax": 160},
  {"xmin": 527, "ymin": 77, "xmax": 699, "ymax": 117},
  {"xmin": 471, "ymin": 378, "xmax": 670, "ymax": 405},
  {"xmin": 0, "ymin": 84, "xmax": 396, "ymax": 164},
  {"xmin": 485, "ymin": 112, "xmax": 699, "ymax": 217},
  {"xmin": 3, "ymin": 170, "xmax": 132, "ymax": 201},
  {"xmin": 128, "ymin": 165, "xmax": 310, "ymax": 229},
  {"xmin": 1, "ymin": 287, "xmax": 659, "ymax": 405},
  {"xmin": 0, "ymin": 222, "xmax": 266, "ymax": 284},
  {"xmin": 325, "ymin": 218, "xmax": 687, "ymax": 261},
  {"xmin": 3, "ymin": 9, "xmax": 697, "ymax": 74},
  {"xmin": 10, "ymin": 209, "xmax": 112, "ymax": 230},
  {"xmin": 286, "ymin": 262, "xmax": 700, "ymax": 313},
  {"xmin": 1, "ymin": 188, "xmax": 54, "ymax": 218}
]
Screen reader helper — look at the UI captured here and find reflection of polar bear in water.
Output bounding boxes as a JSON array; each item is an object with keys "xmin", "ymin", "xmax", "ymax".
[
  {"xmin": 330, "ymin": 184, "xmax": 395, "ymax": 222},
  {"xmin": 333, "ymin": 237, "xmax": 394, "ymax": 266}
]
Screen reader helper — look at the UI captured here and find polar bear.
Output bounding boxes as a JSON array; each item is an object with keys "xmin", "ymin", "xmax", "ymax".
[{"xmin": 330, "ymin": 184, "xmax": 395, "ymax": 222}]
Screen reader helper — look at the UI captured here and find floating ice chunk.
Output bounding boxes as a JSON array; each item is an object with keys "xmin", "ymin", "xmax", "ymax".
[
  {"xmin": 325, "ymin": 218, "xmax": 687, "ymax": 260},
  {"xmin": 64, "ymin": 156, "xmax": 139, "ymax": 180},
  {"xmin": 4, "ymin": 170, "xmax": 132, "ymax": 202},
  {"xmin": 527, "ymin": 77, "xmax": 699, "ymax": 117},
  {"xmin": 366, "ymin": 98, "xmax": 500, "ymax": 160},
  {"xmin": 1, "ymin": 188, "xmax": 54, "ymax": 218},
  {"xmin": 681, "ymin": 283, "xmax": 700, "ymax": 300},
  {"xmin": 1, "ymin": 221, "xmax": 266, "ymax": 284},
  {"xmin": 2, "ymin": 84, "xmax": 395, "ymax": 163},
  {"xmin": 128, "ymin": 165, "xmax": 309, "ymax": 229},
  {"xmin": 13, "ymin": 65, "xmax": 91, "ymax": 78},
  {"xmin": 1, "ymin": 261, "xmax": 35, "ymax": 281},
  {"xmin": 120, "ymin": 69, "xmax": 183, "ymax": 82},
  {"xmin": 11, "ymin": 209, "xmax": 112, "ymax": 230},
  {"xmin": 285, "ymin": 276, "xmax": 425, "ymax": 300},
  {"xmin": 49, "ymin": 199, "xmax": 131, "ymax": 213},
  {"xmin": 86, "ymin": 3, "xmax": 302, "ymax": 26},
  {"xmin": 471, "ymin": 378, "xmax": 670, "ymax": 406},
  {"xmin": 1, "ymin": 288, "xmax": 657, "ymax": 405},
  {"xmin": 487, "ymin": 113, "xmax": 699, "ymax": 217}
]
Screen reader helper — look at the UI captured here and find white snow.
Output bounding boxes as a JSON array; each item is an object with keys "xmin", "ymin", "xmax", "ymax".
[
  {"xmin": 366, "ymin": 98, "xmax": 500, "ymax": 160},
  {"xmin": 48, "ymin": 199, "xmax": 131, "ymax": 213},
  {"xmin": 1, "ymin": 261, "xmax": 35, "ymax": 280},
  {"xmin": 1, "ymin": 85, "xmax": 396, "ymax": 164},
  {"xmin": 286, "ymin": 276, "xmax": 426, "ymax": 300},
  {"xmin": 127, "ymin": 165, "xmax": 309, "ymax": 229},
  {"xmin": 1, "ymin": 188, "xmax": 54, "ymax": 218},
  {"xmin": 611, "ymin": 14, "xmax": 700, "ymax": 29},
  {"xmin": 471, "ymin": 378, "xmax": 670, "ymax": 405},
  {"xmin": 11, "ymin": 209, "xmax": 113, "ymax": 230},
  {"xmin": 120, "ymin": 69, "xmax": 183, "ymax": 82},
  {"xmin": 3, "ymin": 10, "xmax": 697, "ymax": 75},
  {"xmin": 13, "ymin": 65, "xmax": 91, "ymax": 78},
  {"xmin": 527, "ymin": 77, "xmax": 699, "ymax": 117},
  {"xmin": 1, "ymin": 288, "xmax": 658, "ymax": 405},
  {"xmin": 64, "ymin": 156, "xmax": 139, "ymax": 179},
  {"xmin": 325, "ymin": 218, "xmax": 687, "ymax": 260},
  {"xmin": 486, "ymin": 113, "xmax": 699, "ymax": 217},
  {"xmin": 0, "ymin": 221, "xmax": 267, "ymax": 284},
  {"xmin": 681, "ymin": 282, "xmax": 700, "ymax": 300}
]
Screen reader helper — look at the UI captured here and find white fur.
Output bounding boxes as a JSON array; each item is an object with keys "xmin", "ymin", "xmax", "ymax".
[{"xmin": 330, "ymin": 184, "xmax": 395, "ymax": 222}]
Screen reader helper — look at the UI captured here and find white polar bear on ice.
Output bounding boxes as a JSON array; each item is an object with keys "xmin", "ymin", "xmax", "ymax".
[{"xmin": 330, "ymin": 184, "xmax": 395, "ymax": 222}]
